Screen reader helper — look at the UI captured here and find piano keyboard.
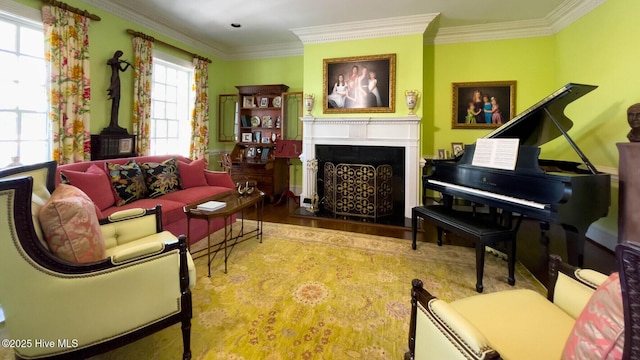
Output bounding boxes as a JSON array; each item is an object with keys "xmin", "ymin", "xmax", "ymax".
[{"xmin": 427, "ymin": 179, "xmax": 549, "ymax": 210}]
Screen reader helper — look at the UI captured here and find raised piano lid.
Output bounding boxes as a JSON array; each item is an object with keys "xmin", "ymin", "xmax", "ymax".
[{"xmin": 484, "ymin": 83, "xmax": 597, "ymax": 147}]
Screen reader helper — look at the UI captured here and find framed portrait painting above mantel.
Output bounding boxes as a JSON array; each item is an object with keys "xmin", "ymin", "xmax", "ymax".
[
  {"xmin": 452, "ymin": 81, "xmax": 516, "ymax": 129},
  {"xmin": 323, "ymin": 53, "xmax": 396, "ymax": 114}
]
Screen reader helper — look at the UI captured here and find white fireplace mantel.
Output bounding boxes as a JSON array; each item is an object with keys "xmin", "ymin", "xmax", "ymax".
[{"xmin": 299, "ymin": 115, "xmax": 422, "ymax": 218}]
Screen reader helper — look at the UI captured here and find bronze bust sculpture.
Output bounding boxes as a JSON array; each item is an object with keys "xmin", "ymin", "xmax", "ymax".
[{"xmin": 627, "ymin": 103, "xmax": 640, "ymax": 142}]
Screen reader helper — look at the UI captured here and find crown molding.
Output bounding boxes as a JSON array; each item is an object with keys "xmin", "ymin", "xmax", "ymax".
[
  {"xmin": 547, "ymin": 0, "xmax": 607, "ymax": 33},
  {"xmin": 291, "ymin": 13, "xmax": 440, "ymax": 44},
  {"xmin": 80, "ymin": 0, "xmax": 606, "ymax": 59},
  {"xmin": 225, "ymin": 42, "xmax": 303, "ymax": 61},
  {"xmin": 0, "ymin": 0, "xmax": 41, "ymax": 23},
  {"xmin": 82, "ymin": 0, "xmax": 230, "ymax": 60},
  {"xmin": 431, "ymin": 18, "xmax": 554, "ymax": 44},
  {"xmin": 431, "ymin": 0, "xmax": 607, "ymax": 44}
]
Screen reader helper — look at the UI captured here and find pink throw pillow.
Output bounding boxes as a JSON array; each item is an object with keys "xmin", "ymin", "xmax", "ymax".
[
  {"xmin": 178, "ymin": 158, "xmax": 208, "ymax": 188},
  {"xmin": 60, "ymin": 164, "xmax": 116, "ymax": 211},
  {"xmin": 38, "ymin": 184, "xmax": 106, "ymax": 263},
  {"xmin": 562, "ymin": 272, "xmax": 624, "ymax": 360}
]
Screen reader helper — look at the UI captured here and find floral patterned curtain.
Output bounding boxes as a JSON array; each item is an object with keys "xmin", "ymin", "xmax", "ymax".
[
  {"xmin": 42, "ymin": 6, "xmax": 91, "ymax": 164},
  {"xmin": 189, "ymin": 58, "xmax": 209, "ymax": 162},
  {"xmin": 132, "ymin": 37, "xmax": 153, "ymax": 156}
]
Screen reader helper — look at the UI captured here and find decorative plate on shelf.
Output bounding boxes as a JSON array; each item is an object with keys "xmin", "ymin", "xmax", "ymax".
[
  {"xmin": 273, "ymin": 96, "xmax": 282, "ymax": 108},
  {"xmin": 251, "ymin": 116, "xmax": 261, "ymax": 127}
]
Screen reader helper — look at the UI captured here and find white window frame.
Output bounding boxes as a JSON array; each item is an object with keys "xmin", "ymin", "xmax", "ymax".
[
  {"xmin": 150, "ymin": 51, "xmax": 194, "ymax": 156},
  {"xmin": 0, "ymin": 7, "xmax": 50, "ymax": 167}
]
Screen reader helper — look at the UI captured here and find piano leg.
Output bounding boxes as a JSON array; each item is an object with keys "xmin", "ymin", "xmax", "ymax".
[
  {"xmin": 539, "ymin": 221, "xmax": 551, "ymax": 276},
  {"xmin": 563, "ymin": 226, "xmax": 585, "ymax": 267},
  {"xmin": 475, "ymin": 243, "xmax": 485, "ymax": 293},
  {"xmin": 411, "ymin": 208, "xmax": 418, "ymax": 250}
]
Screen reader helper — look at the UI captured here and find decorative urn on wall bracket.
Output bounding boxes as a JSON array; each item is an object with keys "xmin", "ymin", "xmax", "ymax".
[
  {"xmin": 405, "ymin": 90, "xmax": 419, "ymax": 115},
  {"xmin": 304, "ymin": 94, "xmax": 315, "ymax": 116}
]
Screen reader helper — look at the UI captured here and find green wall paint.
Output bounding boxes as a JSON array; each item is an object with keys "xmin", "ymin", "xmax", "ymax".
[
  {"xmin": 224, "ymin": 57, "xmax": 303, "ymax": 93},
  {"xmin": 303, "ymin": 34, "xmax": 424, "ymax": 117},
  {"xmin": 428, "ymin": 37, "xmax": 556, "ymax": 157},
  {"xmin": 554, "ymin": 0, "xmax": 640, "ymax": 166}
]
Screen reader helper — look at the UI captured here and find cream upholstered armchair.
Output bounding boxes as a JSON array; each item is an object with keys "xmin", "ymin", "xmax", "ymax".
[
  {"xmin": 405, "ymin": 242, "xmax": 640, "ymax": 360},
  {"xmin": 0, "ymin": 161, "xmax": 195, "ymax": 359}
]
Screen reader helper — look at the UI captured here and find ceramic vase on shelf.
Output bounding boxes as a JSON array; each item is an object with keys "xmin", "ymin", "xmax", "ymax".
[
  {"xmin": 304, "ymin": 94, "xmax": 315, "ymax": 116},
  {"xmin": 405, "ymin": 90, "xmax": 419, "ymax": 115}
]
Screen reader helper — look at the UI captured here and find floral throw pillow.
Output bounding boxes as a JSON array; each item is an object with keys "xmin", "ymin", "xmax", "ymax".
[
  {"xmin": 140, "ymin": 158, "xmax": 182, "ymax": 198},
  {"xmin": 38, "ymin": 184, "xmax": 106, "ymax": 263},
  {"xmin": 106, "ymin": 160, "xmax": 148, "ymax": 206},
  {"xmin": 562, "ymin": 272, "xmax": 624, "ymax": 360}
]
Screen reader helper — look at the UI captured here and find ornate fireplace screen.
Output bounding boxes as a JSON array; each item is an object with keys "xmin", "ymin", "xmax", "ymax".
[{"xmin": 324, "ymin": 162, "xmax": 393, "ymax": 219}]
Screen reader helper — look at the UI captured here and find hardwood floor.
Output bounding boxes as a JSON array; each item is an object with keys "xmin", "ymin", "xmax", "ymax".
[{"xmin": 244, "ymin": 199, "xmax": 617, "ymax": 285}]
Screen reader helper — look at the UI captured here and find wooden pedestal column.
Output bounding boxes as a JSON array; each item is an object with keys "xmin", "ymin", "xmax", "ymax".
[{"xmin": 617, "ymin": 142, "xmax": 640, "ymax": 243}]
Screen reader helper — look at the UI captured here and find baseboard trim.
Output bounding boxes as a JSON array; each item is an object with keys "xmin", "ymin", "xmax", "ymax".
[{"xmin": 586, "ymin": 222, "xmax": 617, "ymax": 252}]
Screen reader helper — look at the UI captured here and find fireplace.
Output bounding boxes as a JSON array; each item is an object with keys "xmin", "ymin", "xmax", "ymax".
[
  {"xmin": 299, "ymin": 115, "xmax": 421, "ymax": 220},
  {"xmin": 318, "ymin": 145, "xmax": 403, "ymax": 220}
]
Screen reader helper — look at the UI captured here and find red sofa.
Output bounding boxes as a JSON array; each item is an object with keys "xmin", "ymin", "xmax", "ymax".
[{"xmin": 56, "ymin": 154, "xmax": 236, "ymax": 245}]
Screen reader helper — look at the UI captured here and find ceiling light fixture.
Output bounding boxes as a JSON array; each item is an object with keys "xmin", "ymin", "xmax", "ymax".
[{"xmin": 231, "ymin": 23, "xmax": 241, "ymax": 28}]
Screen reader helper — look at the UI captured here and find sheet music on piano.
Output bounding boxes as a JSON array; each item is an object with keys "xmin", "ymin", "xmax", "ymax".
[{"xmin": 471, "ymin": 138, "xmax": 520, "ymax": 170}]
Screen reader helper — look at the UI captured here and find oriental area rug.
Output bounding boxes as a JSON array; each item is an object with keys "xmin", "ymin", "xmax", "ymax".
[{"xmin": 0, "ymin": 223, "xmax": 544, "ymax": 360}]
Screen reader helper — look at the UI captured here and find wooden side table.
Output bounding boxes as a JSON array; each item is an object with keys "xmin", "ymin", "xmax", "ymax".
[{"xmin": 184, "ymin": 190, "xmax": 265, "ymax": 276}]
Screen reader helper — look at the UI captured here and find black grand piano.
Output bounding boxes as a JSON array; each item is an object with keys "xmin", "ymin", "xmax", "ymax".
[{"xmin": 424, "ymin": 83, "xmax": 610, "ymax": 266}]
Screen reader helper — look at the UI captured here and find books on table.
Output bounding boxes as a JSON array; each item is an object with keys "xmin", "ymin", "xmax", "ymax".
[{"xmin": 196, "ymin": 201, "xmax": 226, "ymax": 212}]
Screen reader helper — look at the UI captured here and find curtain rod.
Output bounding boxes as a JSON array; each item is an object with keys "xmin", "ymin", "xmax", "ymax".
[
  {"xmin": 41, "ymin": 0, "xmax": 101, "ymax": 21},
  {"xmin": 126, "ymin": 29, "xmax": 212, "ymax": 64}
]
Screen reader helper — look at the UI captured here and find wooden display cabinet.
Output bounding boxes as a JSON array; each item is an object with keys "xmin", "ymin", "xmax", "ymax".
[{"xmin": 231, "ymin": 84, "xmax": 289, "ymax": 202}]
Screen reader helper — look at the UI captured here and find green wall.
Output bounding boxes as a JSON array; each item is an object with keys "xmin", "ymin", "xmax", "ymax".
[
  {"xmin": 554, "ymin": 0, "xmax": 640, "ymax": 166},
  {"xmin": 428, "ymin": 36, "xmax": 556, "ymax": 157},
  {"xmin": 223, "ymin": 57, "xmax": 303, "ymax": 93}
]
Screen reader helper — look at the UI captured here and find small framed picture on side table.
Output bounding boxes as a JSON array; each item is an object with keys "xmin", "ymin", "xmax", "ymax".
[{"xmin": 259, "ymin": 97, "xmax": 269, "ymax": 108}]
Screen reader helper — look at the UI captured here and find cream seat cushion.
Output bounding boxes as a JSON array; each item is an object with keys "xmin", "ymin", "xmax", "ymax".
[
  {"xmin": 103, "ymin": 230, "xmax": 196, "ymax": 289},
  {"xmin": 451, "ymin": 289, "xmax": 576, "ymax": 360}
]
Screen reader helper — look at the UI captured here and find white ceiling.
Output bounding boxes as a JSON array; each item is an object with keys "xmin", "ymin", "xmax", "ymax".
[{"xmin": 84, "ymin": 0, "xmax": 602, "ymax": 59}]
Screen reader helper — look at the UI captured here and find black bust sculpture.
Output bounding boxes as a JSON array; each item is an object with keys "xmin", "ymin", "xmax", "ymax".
[
  {"xmin": 102, "ymin": 50, "xmax": 132, "ymax": 135},
  {"xmin": 627, "ymin": 103, "xmax": 640, "ymax": 142}
]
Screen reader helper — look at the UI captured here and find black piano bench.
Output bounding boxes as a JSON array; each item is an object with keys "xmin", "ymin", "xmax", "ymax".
[{"xmin": 412, "ymin": 205, "xmax": 521, "ymax": 293}]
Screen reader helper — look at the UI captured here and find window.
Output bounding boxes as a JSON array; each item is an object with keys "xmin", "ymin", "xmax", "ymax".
[
  {"xmin": 0, "ymin": 14, "xmax": 49, "ymax": 167},
  {"xmin": 150, "ymin": 54, "xmax": 193, "ymax": 156}
]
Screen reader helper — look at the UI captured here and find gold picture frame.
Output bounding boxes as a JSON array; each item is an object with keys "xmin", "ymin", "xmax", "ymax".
[
  {"xmin": 243, "ymin": 96, "xmax": 255, "ymax": 108},
  {"xmin": 323, "ymin": 53, "xmax": 396, "ymax": 114},
  {"xmin": 452, "ymin": 81, "xmax": 516, "ymax": 129}
]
